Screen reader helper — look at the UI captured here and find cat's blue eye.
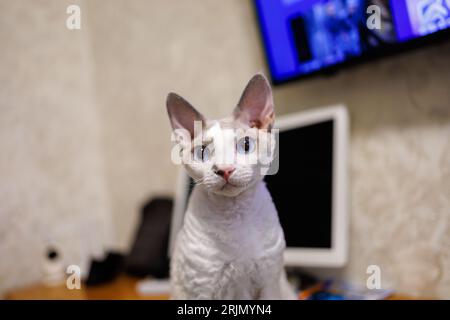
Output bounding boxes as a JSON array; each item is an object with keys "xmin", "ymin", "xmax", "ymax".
[
  {"xmin": 193, "ymin": 145, "xmax": 211, "ymax": 162},
  {"xmin": 237, "ymin": 136, "xmax": 255, "ymax": 154}
]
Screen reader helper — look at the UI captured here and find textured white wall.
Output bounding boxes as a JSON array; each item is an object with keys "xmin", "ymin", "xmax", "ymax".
[
  {"xmin": 0, "ymin": 0, "xmax": 449, "ymax": 298},
  {"xmin": 0, "ymin": 0, "xmax": 114, "ymax": 296}
]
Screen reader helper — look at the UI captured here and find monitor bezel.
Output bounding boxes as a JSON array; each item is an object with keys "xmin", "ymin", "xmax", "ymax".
[{"xmin": 275, "ymin": 105, "xmax": 349, "ymax": 267}]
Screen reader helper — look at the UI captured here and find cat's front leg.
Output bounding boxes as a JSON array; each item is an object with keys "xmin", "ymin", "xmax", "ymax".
[
  {"xmin": 258, "ymin": 270, "xmax": 297, "ymax": 300},
  {"xmin": 258, "ymin": 279, "xmax": 283, "ymax": 300},
  {"xmin": 255, "ymin": 261, "xmax": 296, "ymax": 300}
]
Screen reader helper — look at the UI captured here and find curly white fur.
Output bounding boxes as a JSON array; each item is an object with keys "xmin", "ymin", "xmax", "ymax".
[{"xmin": 170, "ymin": 181, "xmax": 296, "ymax": 299}]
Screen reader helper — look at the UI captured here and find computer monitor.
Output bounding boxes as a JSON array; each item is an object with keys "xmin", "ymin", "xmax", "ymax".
[{"xmin": 169, "ymin": 105, "xmax": 349, "ymax": 268}]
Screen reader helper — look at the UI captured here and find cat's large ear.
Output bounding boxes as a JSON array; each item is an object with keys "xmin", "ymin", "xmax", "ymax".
[
  {"xmin": 234, "ymin": 73, "xmax": 274, "ymax": 130},
  {"xmin": 166, "ymin": 92, "xmax": 205, "ymax": 138}
]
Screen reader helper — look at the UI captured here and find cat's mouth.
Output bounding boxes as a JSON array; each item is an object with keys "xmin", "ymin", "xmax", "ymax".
[{"xmin": 220, "ymin": 181, "xmax": 238, "ymax": 190}]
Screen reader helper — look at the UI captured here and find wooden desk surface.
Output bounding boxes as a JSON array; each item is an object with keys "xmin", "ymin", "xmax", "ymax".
[
  {"xmin": 5, "ymin": 274, "xmax": 170, "ymax": 300},
  {"xmin": 5, "ymin": 274, "xmax": 418, "ymax": 300}
]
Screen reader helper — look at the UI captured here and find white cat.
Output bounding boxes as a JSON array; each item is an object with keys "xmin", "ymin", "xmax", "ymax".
[{"xmin": 166, "ymin": 74, "xmax": 296, "ymax": 300}]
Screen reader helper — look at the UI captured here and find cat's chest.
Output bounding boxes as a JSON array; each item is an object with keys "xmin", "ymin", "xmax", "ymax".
[
  {"xmin": 178, "ymin": 215, "xmax": 285, "ymax": 271},
  {"xmin": 176, "ymin": 182, "xmax": 285, "ymax": 279},
  {"xmin": 181, "ymin": 241, "xmax": 281, "ymax": 284},
  {"xmin": 196, "ymin": 211, "xmax": 280, "ymax": 257}
]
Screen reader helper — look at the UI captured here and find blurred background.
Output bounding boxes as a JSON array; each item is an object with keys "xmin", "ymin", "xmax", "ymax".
[{"xmin": 0, "ymin": 0, "xmax": 449, "ymax": 299}]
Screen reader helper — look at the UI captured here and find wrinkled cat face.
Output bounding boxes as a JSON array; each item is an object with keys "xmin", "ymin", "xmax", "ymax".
[
  {"xmin": 180, "ymin": 119, "xmax": 273, "ymax": 197},
  {"xmin": 167, "ymin": 74, "xmax": 275, "ymax": 197}
]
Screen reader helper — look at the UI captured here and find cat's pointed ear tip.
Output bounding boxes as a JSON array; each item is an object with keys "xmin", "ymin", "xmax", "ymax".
[
  {"xmin": 166, "ymin": 93, "xmax": 184, "ymax": 111},
  {"xmin": 249, "ymin": 73, "xmax": 272, "ymax": 89},
  {"xmin": 252, "ymin": 72, "xmax": 269, "ymax": 81},
  {"xmin": 166, "ymin": 92, "xmax": 179, "ymax": 102}
]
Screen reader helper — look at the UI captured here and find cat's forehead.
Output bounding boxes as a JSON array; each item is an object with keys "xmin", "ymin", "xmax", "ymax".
[{"xmin": 204, "ymin": 117, "xmax": 248, "ymax": 133}]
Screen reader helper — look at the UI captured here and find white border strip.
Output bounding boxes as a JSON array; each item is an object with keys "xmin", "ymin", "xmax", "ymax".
[{"xmin": 277, "ymin": 105, "xmax": 349, "ymax": 267}]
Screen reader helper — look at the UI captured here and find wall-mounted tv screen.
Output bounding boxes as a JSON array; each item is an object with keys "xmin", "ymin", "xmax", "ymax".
[{"xmin": 254, "ymin": 0, "xmax": 450, "ymax": 84}]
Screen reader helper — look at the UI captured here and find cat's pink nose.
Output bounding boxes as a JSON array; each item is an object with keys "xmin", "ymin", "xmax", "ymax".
[{"xmin": 214, "ymin": 167, "xmax": 235, "ymax": 182}]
